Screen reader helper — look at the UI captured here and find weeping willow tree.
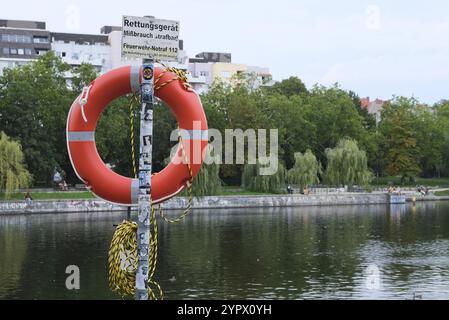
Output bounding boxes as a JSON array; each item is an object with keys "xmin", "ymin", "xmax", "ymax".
[
  {"xmin": 324, "ymin": 138, "xmax": 373, "ymax": 186},
  {"xmin": 184, "ymin": 146, "xmax": 222, "ymax": 197},
  {"xmin": 242, "ymin": 160, "xmax": 286, "ymax": 194},
  {"xmin": 165, "ymin": 144, "xmax": 222, "ymax": 197},
  {"xmin": 0, "ymin": 132, "xmax": 32, "ymax": 198},
  {"xmin": 287, "ymin": 150, "xmax": 322, "ymax": 189},
  {"xmin": 191, "ymin": 161, "xmax": 222, "ymax": 198}
]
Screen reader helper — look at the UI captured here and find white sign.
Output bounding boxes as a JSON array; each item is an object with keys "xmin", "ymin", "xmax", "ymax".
[{"xmin": 122, "ymin": 16, "xmax": 179, "ymax": 61}]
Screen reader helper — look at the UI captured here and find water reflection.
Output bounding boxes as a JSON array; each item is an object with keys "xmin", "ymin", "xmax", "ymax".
[{"xmin": 0, "ymin": 201, "xmax": 449, "ymax": 300}]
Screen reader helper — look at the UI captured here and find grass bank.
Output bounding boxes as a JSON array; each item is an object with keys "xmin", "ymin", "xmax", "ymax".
[
  {"xmin": 1, "ymin": 187, "xmax": 272, "ymax": 201},
  {"xmin": 1, "ymin": 192, "xmax": 95, "ymax": 201}
]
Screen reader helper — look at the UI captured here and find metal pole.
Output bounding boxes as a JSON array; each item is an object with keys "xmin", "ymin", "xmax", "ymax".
[{"xmin": 136, "ymin": 58, "xmax": 154, "ymax": 300}]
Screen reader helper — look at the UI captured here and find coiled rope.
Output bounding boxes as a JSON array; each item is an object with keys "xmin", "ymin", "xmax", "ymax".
[
  {"xmin": 108, "ymin": 65, "xmax": 195, "ymax": 300},
  {"xmin": 108, "ymin": 220, "xmax": 137, "ymax": 297}
]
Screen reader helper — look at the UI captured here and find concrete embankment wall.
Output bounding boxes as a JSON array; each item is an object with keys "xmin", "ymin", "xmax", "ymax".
[
  {"xmin": 0, "ymin": 193, "xmax": 395, "ymax": 215},
  {"xmin": 1, "ymin": 193, "xmax": 449, "ymax": 215}
]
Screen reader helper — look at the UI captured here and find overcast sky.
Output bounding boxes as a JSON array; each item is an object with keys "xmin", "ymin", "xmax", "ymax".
[{"xmin": 2, "ymin": 0, "xmax": 449, "ymax": 104}]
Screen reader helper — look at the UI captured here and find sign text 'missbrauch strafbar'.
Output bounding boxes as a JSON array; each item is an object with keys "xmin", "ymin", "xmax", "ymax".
[{"xmin": 122, "ymin": 16, "xmax": 180, "ymax": 61}]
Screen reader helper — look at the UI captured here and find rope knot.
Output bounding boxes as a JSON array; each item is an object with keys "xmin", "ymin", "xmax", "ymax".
[{"xmin": 155, "ymin": 63, "xmax": 194, "ymax": 92}]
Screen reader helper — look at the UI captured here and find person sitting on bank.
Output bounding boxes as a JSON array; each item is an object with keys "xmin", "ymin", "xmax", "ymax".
[
  {"xmin": 59, "ymin": 180, "xmax": 69, "ymax": 191},
  {"xmin": 25, "ymin": 192, "xmax": 33, "ymax": 206}
]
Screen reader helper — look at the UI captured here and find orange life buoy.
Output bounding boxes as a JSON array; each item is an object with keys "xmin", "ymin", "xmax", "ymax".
[{"xmin": 66, "ymin": 65, "xmax": 208, "ymax": 205}]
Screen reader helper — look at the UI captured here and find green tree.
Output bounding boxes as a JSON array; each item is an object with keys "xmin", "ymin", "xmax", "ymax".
[
  {"xmin": 201, "ymin": 78, "xmax": 373, "ymax": 185},
  {"xmin": 202, "ymin": 78, "xmax": 269, "ymax": 185},
  {"xmin": 287, "ymin": 150, "xmax": 322, "ymax": 189},
  {"xmin": 412, "ymin": 104, "xmax": 444, "ymax": 177},
  {"xmin": 191, "ymin": 149, "xmax": 222, "ymax": 197},
  {"xmin": 95, "ymin": 96, "xmax": 136, "ymax": 176},
  {"xmin": 324, "ymin": 138, "xmax": 372, "ymax": 186},
  {"xmin": 257, "ymin": 93, "xmax": 313, "ymax": 169},
  {"xmin": 0, "ymin": 132, "xmax": 32, "ymax": 198},
  {"xmin": 0, "ymin": 52, "xmax": 72, "ymax": 185},
  {"xmin": 379, "ymin": 97, "xmax": 421, "ymax": 183},
  {"xmin": 302, "ymin": 85, "xmax": 371, "ymax": 166},
  {"xmin": 71, "ymin": 63, "xmax": 99, "ymax": 92},
  {"xmin": 436, "ymin": 101, "xmax": 449, "ymax": 176},
  {"xmin": 242, "ymin": 161, "xmax": 286, "ymax": 194},
  {"xmin": 268, "ymin": 76, "xmax": 308, "ymax": 97}
]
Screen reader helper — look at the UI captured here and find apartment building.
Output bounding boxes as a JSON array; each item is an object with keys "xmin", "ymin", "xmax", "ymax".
[{"xmin": 0, "ymin": 19, "xmax": 51, "ymax": 75}]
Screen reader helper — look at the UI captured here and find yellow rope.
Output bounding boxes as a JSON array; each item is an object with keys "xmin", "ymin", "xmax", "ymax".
[
  {"xmin": 108, "ymin": 216, "xmax": 163, "ymax": 300},
  {"xmin": 129, "ymin": 94, "xmax": 139, "ymax": 178},
  {"xmin": 108, "ymin": 220, "xmax": 138, "ymax": 298},
  {"xmin": 154, "ymin": 61, "xmax": 194, "ymax": 92},
  {"xmin": 158, "ymin": 129, "xmax": 194, "ymax": 224}
]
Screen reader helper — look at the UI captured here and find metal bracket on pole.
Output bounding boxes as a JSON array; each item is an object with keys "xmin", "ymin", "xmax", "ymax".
[{"xmin": 136, "ymin": 58, "xmax": 154, "ymax": 300}]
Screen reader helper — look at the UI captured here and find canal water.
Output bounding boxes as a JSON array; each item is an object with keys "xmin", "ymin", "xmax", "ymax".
[{"xmin": 1, "ymin": 202, "xmax": 449, "ymax": 300}]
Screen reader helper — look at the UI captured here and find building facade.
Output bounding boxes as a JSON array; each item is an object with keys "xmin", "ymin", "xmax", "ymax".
[
  {"xmin": 0, "ymin": 19, "xmax": 51, "ymax": 75},
  {"xmin": 51, "ymin": 32, "xmax": 111, "ymax": 72},
  {"xmin": 51, "ymin": 32, "xmax": 111, "ymax": 85},
  {"xmin": 188, "ymin": 52, "xmax": 272, "ymax": 93},
  {"xmin": 361, "ymin": 97, "xmax": 385, "ymax": 124}
]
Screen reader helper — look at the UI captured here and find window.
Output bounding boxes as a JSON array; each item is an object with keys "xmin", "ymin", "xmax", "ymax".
[
  {"xmin": 25, "ymin": 48, "xmax": 32, "ymax": 55},
  {"xmin": 33, "ymin": 36, "xmax": 49, "ymax": 44},
  {"xmin": 1, "ymin": 34, "xmax": 32, "ymax": 43},
  {"xmin": 221, "ymin": 71, "xmax": 231, "ymax": 78},
  {"xmin": 18, "ymin": 35, "xmax": 32, "ymax": 43},
  {"xmin": 2, "ymin": 48, "xmax": 9, "ymax": 55},
  {"xmin": 35, "ymin": 49, "xmax": 48, "ymax": 55},
  {"xmin": 18, "ymin": 48, "xmax": 24, "ymax": 55},
  {"xmin": 62, "ymin": 52, "xmax": 67, "ymax": 57},
  {"xmin": 10, "ymin": 48, "xmax": 17, "ymax": 55},
  {"xmin": 200, "ymin": 71, "xmax": 208, "ymax": 77}
]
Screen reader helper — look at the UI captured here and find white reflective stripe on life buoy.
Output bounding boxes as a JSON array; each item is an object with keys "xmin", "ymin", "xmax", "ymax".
[{"xmin": 67, "ymin": 131, "xmax": 95, "ymax": 142}]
